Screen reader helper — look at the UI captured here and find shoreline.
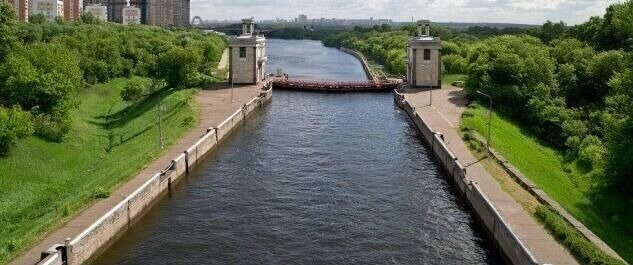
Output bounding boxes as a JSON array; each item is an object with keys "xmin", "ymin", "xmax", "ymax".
[
  {"xmin": 14, "ymin": 82, "xmax": 272, "ymax": 265},
  {"xmin": 394, "ymin": 87, "xmax": 578, "ymax": 265}
]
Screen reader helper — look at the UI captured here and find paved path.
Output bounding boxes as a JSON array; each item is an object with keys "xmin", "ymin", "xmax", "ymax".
[
  {"xmin": 11, "ymin": 83, "xmax": 265, "ymax": 265},
  {"xmin": 402, "ymin": 87, "xmax": 579, "ymax": 265}
]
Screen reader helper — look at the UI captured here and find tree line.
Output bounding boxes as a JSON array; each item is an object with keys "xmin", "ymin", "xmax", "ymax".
[
  {"xmin": 0, "ymin": 2, "xmax": 226, "ymax": 155},
  {"xmin": 322, "ymin": 1, "xmax": 633, "ymax": 194}
]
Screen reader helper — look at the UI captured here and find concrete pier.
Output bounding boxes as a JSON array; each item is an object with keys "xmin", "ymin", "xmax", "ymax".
[
  {"xmin": 395, "ymin": 87, "xmax": 579, "ymax": 265},
  {"xmin": 13, "ymin": 82, "xmax": 271, "ymax": 265}
]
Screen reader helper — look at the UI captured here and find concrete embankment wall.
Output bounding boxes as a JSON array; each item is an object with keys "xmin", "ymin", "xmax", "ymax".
[
  {"xmin": 393, "ymin": 90, "xmax": 538, "ymax": 265},
  {"xmin": 36, "ymin": 88, "xmax": 273, "ymax": 265},
  {"xmin": 340, "ymin": 47, "xmax": 378, "ymax": 82}
]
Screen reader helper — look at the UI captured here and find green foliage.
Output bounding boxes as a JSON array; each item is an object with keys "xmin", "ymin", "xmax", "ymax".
[
  {"xmin": 93, "ymin": 187, "xmax": 111, "ymax": 199},
  {"xmin": 79, "ymin": 11, "xmax": 100, "ymax": 25},
  {"xmin": 121, "ymin": 77, "xmax": 151, "ymax": 102},
  {"xmin": 535, "ymin": 206, "xmax": 626, "ymax": 265},
  {"xmin": 157, "ymin": 46, "xmax": 204, "ymax": 88},
  {"xmin": 466, "ymin": 35, "xmax": 556, "ymax": 117},
  {"xmin": 0, "ymin": 19, "xmax": 226, "ymax": 149},
  {"xmin": 29, "ymin": 14, "xmax": 47, "ymax": 24},
  {"xmin": 442, "ymin": 54, "xmax": 467, "ymax": 74},
  {"xmin": 604, "ymin": 68, "xmax": 633, "ymax": 192},
  {"xmin": 0, "ymin": 0, "xmax": 17, "ymax": 58},
  {"xmin": 570, "ymin": 2, "xmax": 633, "ymax": 51},
  {"xmin": 0, "ymin": 106, "xmax": 34, "ymax": 156},
  {"xmin": 0, "ymin": 78, "xmax": 200, "ymax": 264}
]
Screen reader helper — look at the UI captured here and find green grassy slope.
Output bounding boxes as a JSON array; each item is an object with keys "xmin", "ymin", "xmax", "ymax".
[
  {"xmin": 462, "ymin": 104, "xmax": 633, "ymax": 263},
  {"xmin": 0, "ymin": 78, "xmax": 199, "ymax": 263}
]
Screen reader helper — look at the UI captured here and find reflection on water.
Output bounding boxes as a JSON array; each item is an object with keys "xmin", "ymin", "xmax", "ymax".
[{"xmin": 92, "ymin": 40, "xmax": 503, "ymax": 265}]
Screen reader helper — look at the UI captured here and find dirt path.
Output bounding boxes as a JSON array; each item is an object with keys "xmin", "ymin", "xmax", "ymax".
[
  {"xmin": 12, "ymin": 83, "xmax": 265, "ymax": 265},
  {"xmin": 401, "ymin": 86, "xmax": 579, "ymax": 264}
]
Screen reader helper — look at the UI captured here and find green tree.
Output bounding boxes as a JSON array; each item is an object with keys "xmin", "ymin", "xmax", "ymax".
[
  {"xmin": 121, "ymin": 77, "xmax": 151, "ymax": 102},
  {"xmin": 29, "ymin": 13, "xmax": 47, "ymax": 24},
  {"xmin": 604, "ymin": 69, "xmax": 633, "ymax": 192},
  {"xmin": 539, "ymin": 20, "xmax": 567, "ymax": 44},
  {"xmin": 0, "ymin": 0, "xmax": 17, "ymax": 59},
  {"xmin": 0, "ymin": 106, "xmax": 34, "ymax": 156},
  {"xmin": 0, "ymin": 44, "xmax": 82, "ymax": 140},
  {"xmin": 156, "ymin": 46, "xmax": 202, "ymax": 88}
]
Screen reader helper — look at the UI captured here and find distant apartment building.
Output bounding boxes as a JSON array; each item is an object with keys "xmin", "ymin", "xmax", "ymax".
[
  {"xmin": 297, "ymin": 14, "xmax": 307, "ymax": 24},
  {"xmin": 9, "ymin": 0, "xmax": 30, "ymax": 21},
  {"xmin": 147, "ymin": 0, "xmax": 189, "ymax": 27},
  {"xmin": 30, "ymin": 0, "xmax": 63, "ymax": 21},
  {"xmin": 62, "ymin": 0, "xmax": 79, "ymax": 21},
  {"xmin": 122, "ymin": 5, "xmax": 141, "ymax": 25},
  {"xmin": 84, "ymin": 4, "xmax": 107, "ymax": 21}
]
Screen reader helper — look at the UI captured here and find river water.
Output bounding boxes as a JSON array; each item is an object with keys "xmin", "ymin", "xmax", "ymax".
[{"xmin": 93, "ymin": 39, "xmax": 502, "ymax": 264}]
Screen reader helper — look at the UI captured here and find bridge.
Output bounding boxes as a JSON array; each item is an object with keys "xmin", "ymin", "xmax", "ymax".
[{"xmin": 272, "ymin": 78, "xmax": 402, "ymax": 92}]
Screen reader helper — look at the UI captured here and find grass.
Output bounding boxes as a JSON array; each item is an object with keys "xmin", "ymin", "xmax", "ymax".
[
  {"xmin": 461, "ymin": 104, "xmax": 633, "ymax": 263},
  {"xmin": 0, "ymin": 78, "xmax": 199, "ymax": 264},
  {"xmin": 536, "ymin": 206, "xmax": 626, "ymax": 265},
  {"xmin": 442, "ymin": 74, "xmax": 467, "ymax": 86}
]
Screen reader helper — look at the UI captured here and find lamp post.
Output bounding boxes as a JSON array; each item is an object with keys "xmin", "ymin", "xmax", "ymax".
[
  {"xmin": 476, "ymin": 90, "xmax": 492, "ymax": 156},
  {"xmin": 158, "ymin": 86, "xmax": 174, "ymax": 149}
]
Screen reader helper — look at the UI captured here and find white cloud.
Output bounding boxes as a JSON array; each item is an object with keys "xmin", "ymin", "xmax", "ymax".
[{"xmin": 191, "ymin": 0, "xmax": 621, "ymax": 25}]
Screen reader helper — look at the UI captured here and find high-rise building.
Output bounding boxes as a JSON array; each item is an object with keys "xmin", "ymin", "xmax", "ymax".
[
  {"xmin": 30, "ymin": 0, "xmax": 63, "ymax": 21},
  {"xmin": 84, "ymin": 3, "xmax": 107, "ymax": 21},
  {"xmin": 62, "ymin": 0, "xmax": 79, "ymax": 21},
  {"xmin": 147, "ymin": 0, "xmax": 189, "ymax": 27},
  {"xmin": 172, "ymin": 0, "xmax": 189, "ymax": 27},
  {"xmin": 122, "ymin": 5, "xmax": 141, "ymax": 25},
  {"xmin": 9, "ymin": 0, "xmax": 30, "ymax": 21}
]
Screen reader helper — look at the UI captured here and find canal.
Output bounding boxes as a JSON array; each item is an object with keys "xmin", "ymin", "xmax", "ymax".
[{"xmin": 93, "ymin": 39, "xmax": 503, "ymax": 264}]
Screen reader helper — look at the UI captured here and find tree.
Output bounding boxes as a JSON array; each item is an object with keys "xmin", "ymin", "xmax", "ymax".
[
  {"xmin": 156, "ymin": 46, "xmax": 202, "ymax": 88},
  {"xmin": 80, "ymin": 11, "xmax": 100, "ymax": 25},
  {"xmin": 121, "ymin": 77, "xmax": 151, "ymax": 102},
  {"xmin": 0, "ymin": 106, "xmax": 34, "ymax": 156},
  {"xmin": 604, "ymin": 69, "xmax": 633, "ymax": 192},
  {"xmin": 466, "ymin": 35, "xmax": 556, "ymax": 117},
  {"xmin": 0, "ymin": 0, "xmax": 17, "ymax": 59},
  {"xmin": 539, "ymin": 20, "xmax": 567, "ymax": 44},
  {"xmin": 29, "ymin": 14, "xmax": 47, "ymax": 24},
  {"xmin": 0, "ymin": 44, "xmax": 82, "ymax": 141}
]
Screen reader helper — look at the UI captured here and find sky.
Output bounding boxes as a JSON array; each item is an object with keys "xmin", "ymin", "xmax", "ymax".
[{"xmin": 190, "ymin": 0, "xmax": 622, "ymax": 25}]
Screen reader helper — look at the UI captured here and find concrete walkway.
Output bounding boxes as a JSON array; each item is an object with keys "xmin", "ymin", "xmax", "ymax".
[
  {"xmin": 401, "ymin": 87, "xmax": 579, "ymax": 264},
  {"xmin": 11, "ymin": 83, "xmax": 265, "ymax": 265}
]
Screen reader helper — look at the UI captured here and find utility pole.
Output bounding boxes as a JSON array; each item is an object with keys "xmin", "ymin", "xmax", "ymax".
[{"xmin": 476, "ymin": 90, "xmax": 492, "ymax": 156}]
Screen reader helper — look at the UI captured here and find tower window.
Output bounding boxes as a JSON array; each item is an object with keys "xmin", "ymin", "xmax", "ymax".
[
  {"xmin": 239, "ymin": 47, "xmax": 246, "ymax": 58},
  {"xmin": 424, "ymin": 49, "xmax": 431, "ymax": 61}
]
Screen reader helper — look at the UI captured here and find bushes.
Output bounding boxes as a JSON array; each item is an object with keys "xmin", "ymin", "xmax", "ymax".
[
  {"xmin": 535, "ymin": 206, "xmax": 625, "ymax": 265},
  {"xmin": 0, "ymin": 14, "xmax": 226, "ymax": 153},
  {"xmin": 0, "ymin": 106, "xmax": 33, "ymax": 156},
  {"xmin": 442, "ymin": 54, "xmax": 467, "ymax": 74},
  {"xmin": 121, "ymin": 77, "xmax": 151, "ymax": 102}
]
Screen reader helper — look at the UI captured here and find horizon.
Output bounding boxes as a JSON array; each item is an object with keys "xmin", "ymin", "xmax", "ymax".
[{"xmin": 190, "ymin": 0, "xmax": 620, "ymax": 25}]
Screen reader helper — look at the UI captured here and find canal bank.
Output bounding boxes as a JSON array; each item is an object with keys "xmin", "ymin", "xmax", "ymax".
[
  {"xmin": 16, "ymin": 82, "xmax": 272, "ymax": 265},
  {"xmin": 84, "ymin": 39, "xmax": 503, "ymax": 265},
  {"xmin": 394, "ymin": 87, "xmax": 578, "ymax": 264}
]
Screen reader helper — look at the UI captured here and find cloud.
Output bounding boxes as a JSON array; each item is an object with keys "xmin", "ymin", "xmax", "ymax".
[{"xmin": 191, "ymin": 0, "xmax": 620, "ymax": 24}]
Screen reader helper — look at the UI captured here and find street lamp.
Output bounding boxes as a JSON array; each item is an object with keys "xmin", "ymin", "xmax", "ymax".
[
  {"xmin": 158, "ymin": 86, "xmax": 174, "ymax": 149},
  {"xmin": 476, "ymin": 90, "xmax": 492, "ymax": 156}
]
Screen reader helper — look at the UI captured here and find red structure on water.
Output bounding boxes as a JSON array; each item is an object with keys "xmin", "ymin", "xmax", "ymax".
[{"xmin": 272, "ymin": 79, "xmax": 402, "ymax": 92}]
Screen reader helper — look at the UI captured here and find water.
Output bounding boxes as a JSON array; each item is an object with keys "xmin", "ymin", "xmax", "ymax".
[
  {"xmin": 93, "ymin": 39, "xmax": 503, "ymax": 264},
  {"xmin": 266, "ymin": 39, "xmax": 368, "ymax": 81}
]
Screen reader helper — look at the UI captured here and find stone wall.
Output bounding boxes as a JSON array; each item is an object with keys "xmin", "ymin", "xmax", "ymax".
[
  {"xmin": 339, "ymin": 47, "xmax": 377, "ymax": 82},
  {"xmin": 39, "ymin": 87, "xmax": 273, "ymax": 265},
  {"xmin": 393, "ymin": 90, "xmax": 538, "ymax": 265}
]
